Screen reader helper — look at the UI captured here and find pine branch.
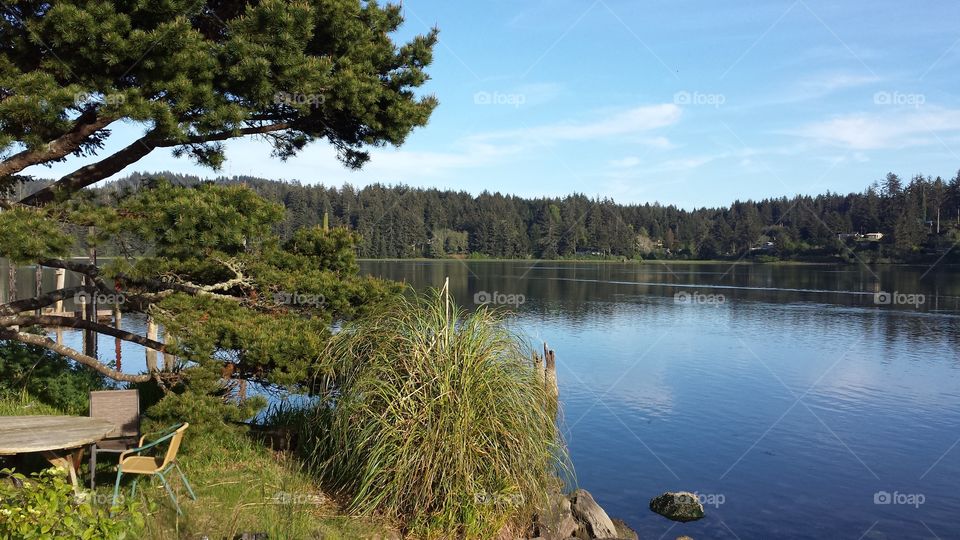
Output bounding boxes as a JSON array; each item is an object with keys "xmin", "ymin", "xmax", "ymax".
[
  {"xmin": 20, "ymin": 123, "xmax": 291, "ymax": 206},
  {"xmin": 0, "ymin": 110, "xmax": 117, "ymax": 179}
]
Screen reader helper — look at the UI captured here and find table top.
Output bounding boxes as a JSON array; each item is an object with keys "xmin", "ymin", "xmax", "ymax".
[{"xmin": 0, "ymin": 416, "xmax": 115, "ymax": 454}]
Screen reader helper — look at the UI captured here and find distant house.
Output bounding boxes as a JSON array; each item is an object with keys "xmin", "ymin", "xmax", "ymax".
[
  {"xmin": 749, "ymin": 241, "xmax": 775, "ymax": 252},
  {"xmin": 862, "ymin": 232, "xmax": 884, "ymax": 241}
]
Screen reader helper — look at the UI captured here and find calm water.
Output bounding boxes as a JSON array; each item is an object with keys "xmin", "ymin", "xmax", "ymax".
[
  {"xmin": 360, "ymin": 260, "xmax": 960, "ymax": 540},
  {"xmin": 5, "ymin": 259, "xmax": 960, "ymax": 538}
]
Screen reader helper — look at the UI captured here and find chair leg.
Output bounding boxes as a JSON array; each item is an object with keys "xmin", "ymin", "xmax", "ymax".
[
  {"xmin": 174, "ymin": 462, "xmax": 196, "ymax": 501},
  {"xmin": 157, "ymin": 472, "xmax": 182, "ymax": 516},
  {"xmin": 130, "ymin": 476, "xmax": 140, "ymax": 498},
  {"xmin": 111, "ymin": 471, "xmax": 122, "ymax": 512}
]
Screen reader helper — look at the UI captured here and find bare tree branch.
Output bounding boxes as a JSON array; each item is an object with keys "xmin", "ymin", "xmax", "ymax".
[
  {"xmin": 38, "ymin": 258, "xmax": 113, "ymax": 293},
  {"xmin": 1, "ymin": 315, "xmax": 167, "ymax": 352},
  {"xmin": 178, "ymin": 258, "xmax": 250, "ymax": 293},
  {"xmin": 0, "ymin": 329, "xmax": 152, "ymax": 383},
  {"xmin": 0, "ymin": 286, "xmax": 90, "ymax": 316}
]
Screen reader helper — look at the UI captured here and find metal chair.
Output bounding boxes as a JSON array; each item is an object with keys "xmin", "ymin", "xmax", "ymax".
[
  {"xmin": 89, "ymin": 389, "xmax": 140, "ymax": 489},
  {"xmin": 112, "ymin": 422, "xmax": 196, "ymax": 515}
]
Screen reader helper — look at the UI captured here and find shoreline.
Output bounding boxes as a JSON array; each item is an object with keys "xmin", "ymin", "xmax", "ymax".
[{"xmin": 359, "ymin": 257, "xmax": 959, "ymax": 267}]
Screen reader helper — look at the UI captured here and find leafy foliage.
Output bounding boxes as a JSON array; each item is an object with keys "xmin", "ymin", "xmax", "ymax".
[
  {"xmin": 0, "ymin": 207, "xmax": 72, "ymax": 263},
  {"xmin": 0, "ymin": 341, "xmax": 107, "ymax": 415},
  {"xmin": 1, "ymin": 180, "xmax": 401, "ymax": 435},
  {"xmin": 305, "ymin": 290, "xmax": 565, "ymax": 539},
  {"xmin": 0, "ymin": 468, "xmax": 143, "ymax": 539},
  {"xmin": 119, "ymin": 181, "xmax": 285, "ymax": 259},
  {"xmin": 1, "ymin": 0, "xmax": 438, "ymax": 204},
  {"xmin": 92, "ymin": 169, "xmax": 960, "ymax": 262}
]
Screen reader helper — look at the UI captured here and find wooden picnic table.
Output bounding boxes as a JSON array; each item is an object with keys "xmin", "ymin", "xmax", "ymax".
[{"xmin": 0, "ymin": 415, "xmax": 115, "ymax": 491}]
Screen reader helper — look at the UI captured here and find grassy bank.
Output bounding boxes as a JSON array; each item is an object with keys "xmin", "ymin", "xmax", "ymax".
[{"xmin": 0, "ymin": 391, "xmax": 394, "ymax": 539}]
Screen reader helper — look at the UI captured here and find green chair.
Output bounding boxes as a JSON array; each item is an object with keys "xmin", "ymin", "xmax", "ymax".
[{"xmin": 111, "ymin": 422, "xmax": 196, "ymax": 515}]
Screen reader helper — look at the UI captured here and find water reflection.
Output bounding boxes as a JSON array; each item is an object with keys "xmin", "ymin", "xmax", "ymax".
[{"xmin": 362, "ymin": 260, "xmax": 960, "ymax": 539}]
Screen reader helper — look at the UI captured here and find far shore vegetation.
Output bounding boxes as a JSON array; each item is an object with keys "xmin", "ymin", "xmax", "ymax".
[{"xmin": 19, "ymin": 170, "xmax": 960, "ymax": 266}]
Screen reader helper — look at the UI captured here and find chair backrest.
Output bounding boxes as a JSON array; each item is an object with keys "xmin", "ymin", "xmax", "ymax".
[
  {"xmin": 160, "ymin": 423, "xmax": 189, "ymax": 469},
  {"xmin": 89, "ymin": 389, "xmax": 140, "ymax": 439}
]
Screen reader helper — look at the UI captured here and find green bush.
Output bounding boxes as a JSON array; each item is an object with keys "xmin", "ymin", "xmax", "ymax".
[
  {"xmin": 305, "ymin": 290, "xmax": 565, "ymax": 539},
  {"xmin": 142, "ymin": 369, "xmax": 266, "ymax": 445},
  {"xmin": 0, "ymin": 341, "xmax": 107, "ymax": 415},
  {"xmin": 0, "ymin": 389, "xmax": 64, "ymax": 416},
  {"xmin": 0, "ymin": 468, "xmax": 143, "ymax": 540}
]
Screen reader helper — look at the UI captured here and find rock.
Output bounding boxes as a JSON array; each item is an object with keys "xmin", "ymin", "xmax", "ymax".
[
  {"xmin": 611, "ymin": 518, "xmax": 639, "ymax": 540},
  {"xmin": 649, "ymin": 491, "xmax": 704, "ymax": 522},
  {"xmin": 534, "ymin": 491, "xmax": 580, "ymax": 540},
  {"xmin": 569, "ymin": 489, "xmax": 618, "ymax": 539}
]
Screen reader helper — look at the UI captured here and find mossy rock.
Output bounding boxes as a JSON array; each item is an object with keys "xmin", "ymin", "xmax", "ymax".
[{"xmin": 649, "ymin": 491, "xmax": 704, "ymax": 522}]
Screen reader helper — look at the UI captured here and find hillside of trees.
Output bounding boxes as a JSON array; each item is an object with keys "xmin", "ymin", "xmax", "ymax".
[{"xmin": 24, "ymin": 170, "xmax": 960, "ymax": 263}]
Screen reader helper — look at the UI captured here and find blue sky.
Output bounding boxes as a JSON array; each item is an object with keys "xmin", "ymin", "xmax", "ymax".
[{"xmin": 26, "ymin": 0, "xmax": 960, "ymax": 208}]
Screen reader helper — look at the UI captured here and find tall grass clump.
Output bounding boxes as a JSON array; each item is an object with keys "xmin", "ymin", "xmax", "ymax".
[{"xmin": 306, "ymin": 289, "xmax": 565, "ymax": 539}]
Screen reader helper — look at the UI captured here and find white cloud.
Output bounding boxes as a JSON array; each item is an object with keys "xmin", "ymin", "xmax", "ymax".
[
  {"xmin": 473, "ymin": 104, "xmax": 681, "ymax": 144},
  {"xmin": 798, "ymin": 72, "xmax": 881, "ymax": 95},
  {"xmin": 609, "ymin": 156, "xmax": 642, "ymax": 168},
  {"xmin": 789, "ymin": 107, "xmax": 960, "ymax": 150}
]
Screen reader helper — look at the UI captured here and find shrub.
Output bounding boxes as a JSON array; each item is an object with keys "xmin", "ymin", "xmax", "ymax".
[
  {"xmin": 0, "ymin": 341, "xmax": 107, "ymax": 415},
  {"xmin": 0, "ymin": 468, "xmax": 143, "ymax": 539},
  {"xmin": 305, "ymin": 290, "xmax": 565, "ymax": 539}
]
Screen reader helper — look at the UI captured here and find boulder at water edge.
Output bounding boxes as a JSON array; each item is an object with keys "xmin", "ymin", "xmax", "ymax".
[
  {"xmin": 649, "ymin": 491, "xmax": 704, "ymax": 522},
  {"xmin": 569, "ymin": 489, "xmax": 618, "ymax": 538}
]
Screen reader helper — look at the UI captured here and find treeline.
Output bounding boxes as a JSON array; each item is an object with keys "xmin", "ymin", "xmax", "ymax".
[{"xmin": 52, "ymin": 170, "xmax": 960, "ymax": 262}]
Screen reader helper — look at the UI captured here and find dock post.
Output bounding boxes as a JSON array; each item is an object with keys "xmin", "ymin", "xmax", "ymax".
[
  {"xmin": 544, "ymin": 343, "xmax": 558, "ymax": 401},
  {"xmin": 162, "ymin": 330, "xmax": 175, "ymax": 371},
  {"xmin": 5, "ymin": 263, "xmax": 16, "ymax": 331},
  {"xmin": 54, "ymin": 268, "xmax": 66, "ymax": 313},
  {"xmin": 145, "ymin": 317, "xmax": 159, "ymax": 373},
  {"xmin": 83, "ymin": 227, "xmax": 97, "ymax": 358},
  {"xmin": 6, "ymin": 263, "xmax": 15, "ymax": 304},
  {"xmin": 34, "ymin": 265, "xmax": 42, "ymax": 316},
  {"xmin": 114, "ymin": 304, "xmax": 122, "ymax": 371}
]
